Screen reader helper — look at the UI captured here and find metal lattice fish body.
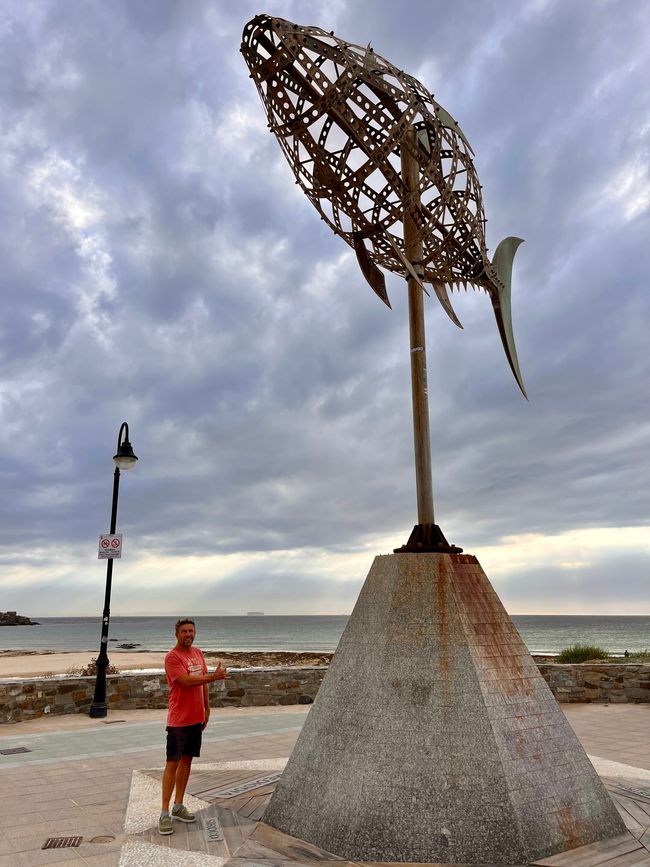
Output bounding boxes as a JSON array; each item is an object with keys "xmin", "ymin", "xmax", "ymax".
[{"xmin": 241, "ymin": 15, "xmax": 527, "ymax": 396}]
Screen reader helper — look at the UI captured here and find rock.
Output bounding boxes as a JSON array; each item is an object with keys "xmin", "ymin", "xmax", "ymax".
[
  {"xmin": 626, "ymin": 688, "xmax": 650, "ymax": 700},
  {"xmin": 0, "ymin": 611, "xmax": 40, "ymax": 626}
]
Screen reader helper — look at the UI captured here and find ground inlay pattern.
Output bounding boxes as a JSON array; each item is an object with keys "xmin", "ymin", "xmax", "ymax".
[{"xmin": 120, "ymin": 759, "xmax": 650, "ymax": 865}]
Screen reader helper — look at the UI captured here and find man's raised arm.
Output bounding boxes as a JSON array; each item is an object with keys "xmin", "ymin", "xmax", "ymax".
[{"xmin": 174, "ymin": 662, "xmax": 227, "ymax": 688}]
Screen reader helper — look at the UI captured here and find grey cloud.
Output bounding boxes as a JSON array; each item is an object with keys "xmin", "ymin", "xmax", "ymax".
[
  {"xmin": 193, "ymin": 564, "xmax": 364, "ymax": 616},
  {"xmin": 0, "ymin": 0, "xmax": 648, "ymax": 613},
  {"xmin": 498, "ymin": 551, "xmax": 650, "ymax": 611}
]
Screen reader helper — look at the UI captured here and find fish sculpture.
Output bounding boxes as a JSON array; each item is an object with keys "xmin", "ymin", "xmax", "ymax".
[{"xmin": 241, "ymin": 14, "xmax": 527, "ymax": 397}]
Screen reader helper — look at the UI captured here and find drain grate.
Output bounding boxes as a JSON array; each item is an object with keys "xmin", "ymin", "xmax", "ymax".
[
  {"xmin": 42, "ymin": 836, "xmax": 82, "ymax": 850},
  {"xmin": 0, "ymin": 746, "xmax": 31, "ymax": 755},
  {"xmin": 102, "ymin": 719, "xmax": 126, "ymax": 724},
  {"xmin": 206, "ymin": 771, "xmax": 282, "ymax": 799}
]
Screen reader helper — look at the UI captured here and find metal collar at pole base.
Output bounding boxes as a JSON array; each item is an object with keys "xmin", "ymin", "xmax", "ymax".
[
  {"xmin": 394, "ymin": 524, "xmax": 463, "ymax": 554},
  {"xmin": 89, "ymin": 702, "xmax": 108, "ymax": 719},
  {"xmin": 89, "ymin": 652, "xmax": 110, "ymax": 718}
]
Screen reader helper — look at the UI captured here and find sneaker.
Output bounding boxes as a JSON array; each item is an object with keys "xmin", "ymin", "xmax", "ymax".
[
  {"xmin": 171, "ymin": 804, "xmax": 196, "ymax": 823},
  {"xmin": 158, "ymin": 813, "xmax": 173, "ymax": 835}
]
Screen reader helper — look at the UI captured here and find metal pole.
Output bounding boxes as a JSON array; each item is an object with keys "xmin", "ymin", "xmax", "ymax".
[
  {"xmin": 89, "ymin": 466, "xmax": 121, "ymax": 718},
  {"xmin": 401, "ymin": 126, "xmax": 435, "ymax": 525}
]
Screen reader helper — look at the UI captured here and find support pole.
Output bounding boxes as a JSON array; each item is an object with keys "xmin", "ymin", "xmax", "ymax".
[
  {"xmin": 89, "ymin": 466, "xmax": 121, "ymax": 718},
  {"xmin": 401, "ymin": 127, "xmax": 435, "ymax": 525},
  {"xmin": 394, "ymin": 128, "xmax": 461, "ymax": 553}
]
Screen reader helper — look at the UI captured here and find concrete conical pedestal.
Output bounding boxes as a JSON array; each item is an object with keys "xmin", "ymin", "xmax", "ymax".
[{"xmin": 264, "ymin": 553, "xmax": 625, "ymax": 864}]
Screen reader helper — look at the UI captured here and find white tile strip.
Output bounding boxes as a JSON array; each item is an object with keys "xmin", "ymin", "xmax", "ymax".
[
  {"xmin": 124, "ymin": 769, "xmax": 210, "ymax": 834},
  {"xmin": 119, "ymin": 839, "xmax": 226, "ymax": 866},
  {"xmin": 184, "ymin": 758, "xmax": 288, "ymax": 772},
  {"xmin": 588, "ymin": 754, "xmax": 650, "ymax": 781}
]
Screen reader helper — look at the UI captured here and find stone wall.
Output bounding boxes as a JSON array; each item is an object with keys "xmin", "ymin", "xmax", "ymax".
[
  {"xmin": 0, "ymin": 667, "xmax": 326, "ymax": 724},
  {"xmin": 1, "ymin": 663, "xmax": 648, "ymax": 724},
  {"xmin": 538, "ymin": 663, "xmax": 650, "ymax": 703}
]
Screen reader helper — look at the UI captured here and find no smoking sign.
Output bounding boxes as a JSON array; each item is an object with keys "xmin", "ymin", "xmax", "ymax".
[{"xmin": 98, "ymin": 534, "xmax": 123, "ymax": 559}]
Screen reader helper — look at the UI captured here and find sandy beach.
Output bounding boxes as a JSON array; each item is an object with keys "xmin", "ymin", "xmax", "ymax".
[
  {"xmin": 0, "ymin": 649, "xmax": 561, "ymax": 679},
  {"xmin": 0, "ymin": 649, "xmax": 334, "ymax": 679}
]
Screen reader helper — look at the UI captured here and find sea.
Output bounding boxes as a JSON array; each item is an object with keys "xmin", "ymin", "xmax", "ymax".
[{"xmin": 0, "ymin": 615, "xmax": 648, "ymax": 656}]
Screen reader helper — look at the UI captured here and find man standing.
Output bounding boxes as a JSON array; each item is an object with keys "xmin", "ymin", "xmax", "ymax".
[{"xmin": 160, "ymin": 617, "xmax": 227, "ymax": 835}]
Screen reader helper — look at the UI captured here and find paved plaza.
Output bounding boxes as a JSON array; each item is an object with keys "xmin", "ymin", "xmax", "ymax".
[{"xmin": 0, "ymin": 703, "xmax": 648, "ymax": 865}]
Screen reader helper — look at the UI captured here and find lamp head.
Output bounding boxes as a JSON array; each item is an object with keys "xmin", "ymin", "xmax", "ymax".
[{"xmin": 113, "ymin": 423, "xmax": 138, "ymax": 470}]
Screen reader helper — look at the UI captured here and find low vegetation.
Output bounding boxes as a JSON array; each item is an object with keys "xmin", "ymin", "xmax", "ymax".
[
  {"xmin": 556, "ymin": 644, "xmax": 609, "ymax": 663},
  {"xmin": 65, "ymin": 658, "xmax": 119, "ymax": 677},
  {"xmin": 556, "ymin": 646, "xmax": 650, "ymax": 663}
]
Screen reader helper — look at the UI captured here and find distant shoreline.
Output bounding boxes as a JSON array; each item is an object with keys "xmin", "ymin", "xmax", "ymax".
[
  {"xmin": 18, "ymin": 613, "xmax": 650, "ymax": 618},
  {"xmin": 2, "ymin": 613, "xmax": 647, "ymax": 662}
]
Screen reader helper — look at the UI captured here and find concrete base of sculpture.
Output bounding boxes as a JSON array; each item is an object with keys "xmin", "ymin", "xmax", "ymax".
[{"xmin": 264, "ymin": 552, "xmax": 625, "ymax": 864}]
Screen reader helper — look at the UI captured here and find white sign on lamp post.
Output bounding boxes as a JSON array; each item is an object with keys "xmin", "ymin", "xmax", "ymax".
[{"xmin": 98, "ymin": 533, "xmax": 122, "ymax": 560}]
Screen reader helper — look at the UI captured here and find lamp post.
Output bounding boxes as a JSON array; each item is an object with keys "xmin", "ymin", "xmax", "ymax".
[{"xmin": 89, "ymin": 422, "xmax": 138, "ymax": 719}]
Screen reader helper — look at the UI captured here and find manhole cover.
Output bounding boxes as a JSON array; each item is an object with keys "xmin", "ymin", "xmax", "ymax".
[
  {"xmin": 42, "ymin": 836, "xmax": 82, "ymax": 849},
  {"xmin": 0, "ymin": 746, "xmax": 31, "ymax": 755},
  {"xmin": 102, "ymin": 720, "xmax": 126, "ymax": 725},
  {"xmin": 89, "ymin": 835, "xmax": 115, "ymax": 844}
]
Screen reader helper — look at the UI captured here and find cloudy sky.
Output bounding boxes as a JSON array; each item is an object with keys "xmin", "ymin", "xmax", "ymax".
[{"xmin": 1, "ymin": 0, "xmax": 648, "ymax": 617}]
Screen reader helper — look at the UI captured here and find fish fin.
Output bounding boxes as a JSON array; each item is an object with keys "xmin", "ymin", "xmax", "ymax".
[
  {"xmin": 432, "ymin": 281, "xmax": 463, "ymax": 329},
  {"xmin": 490, "ymin": 237, "xmax": 528, "ymax": 399},
  {"xmin": 416, "ymin": 128, "xmax": 430, "ymax": 154},
  {"xmin": 385, "ymin": 237, "xmax": 430, "ymax": 296},
  {"xmin": 435, "ymin": 105, "xmax": 474, "ymax": 155},
  {"xmin": 353, "ymin": 232, "xmax": 391, "ymax": 308}
]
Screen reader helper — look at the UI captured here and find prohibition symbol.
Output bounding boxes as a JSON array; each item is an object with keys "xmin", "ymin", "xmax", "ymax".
[{"xmin": 98, "ymin": 534, "xmax": 123, "ymax": 560}]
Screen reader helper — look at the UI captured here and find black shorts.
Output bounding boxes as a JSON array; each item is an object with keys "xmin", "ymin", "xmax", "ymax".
[{"xmin": 166, "ymin": 723, "xmax": 203, "ymax": 761}]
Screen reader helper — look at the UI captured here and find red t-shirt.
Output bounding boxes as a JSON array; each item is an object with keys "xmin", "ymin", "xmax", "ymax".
[{"xmin": 165, "ymin": 646, "xmax": 208, "ymax": 727}]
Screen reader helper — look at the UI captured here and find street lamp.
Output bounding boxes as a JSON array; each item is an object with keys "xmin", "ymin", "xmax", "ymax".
[{"xmin": 89, "ymin": 422, "xmax": 138, "ymax": 718}]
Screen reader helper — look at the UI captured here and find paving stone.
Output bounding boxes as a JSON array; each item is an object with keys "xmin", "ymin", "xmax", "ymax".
[{"xmin": 1, "ymin": 697, "xmax": 647, "ymax": 865}]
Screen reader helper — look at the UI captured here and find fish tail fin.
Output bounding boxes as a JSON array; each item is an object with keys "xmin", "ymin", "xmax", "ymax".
[{"xmin": 490, "ymin": 237, "xmax": 528, "ymax": 399}]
